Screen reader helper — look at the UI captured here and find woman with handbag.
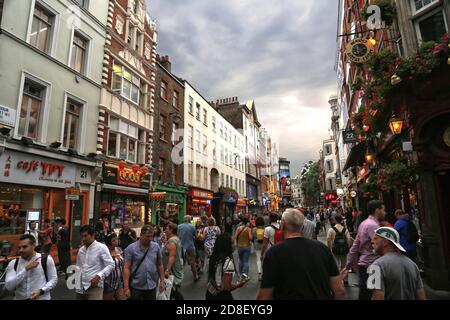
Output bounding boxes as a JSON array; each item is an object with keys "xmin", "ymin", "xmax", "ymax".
[
  {"xmin": 206, "ymin": 234, "xmax": 248, "ymax": 300},
  {"xmin": 103, "ymin": 233, "xmax": 126, "ymax": 300}
]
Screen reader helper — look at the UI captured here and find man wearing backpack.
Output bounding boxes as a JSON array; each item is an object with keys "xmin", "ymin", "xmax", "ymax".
[
  {"xmin": 327, "ymin": 216, "xmax": 352, "ymax": 284},
  {"xmin": 394, "ymin": 210, "xmax": 419, "ymax": 263},
  {"xmin": 5, "ymin": 234, "xmax": 58, "ymax": 300},
  {"xmin": 261, "ymin": 213, "xmax": 281, "ymax": 262}
]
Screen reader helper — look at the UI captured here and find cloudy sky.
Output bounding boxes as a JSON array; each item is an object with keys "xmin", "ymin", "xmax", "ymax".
[{"xmin": 148, "ymin": 0, "xmax": 339, "ymax": 175}]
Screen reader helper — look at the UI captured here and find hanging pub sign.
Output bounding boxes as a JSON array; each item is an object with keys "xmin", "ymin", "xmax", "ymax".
[
  {"xmin": 345, "ymin": 38, "xmax": 375, "ymax": 64},
  {"xmin": 343, "ymin": 129, "xmax": 358, "ymax": 144}
]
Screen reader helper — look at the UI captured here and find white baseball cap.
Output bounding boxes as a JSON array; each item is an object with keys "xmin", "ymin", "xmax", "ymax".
[{"xmin": 374, "ymin": 227, "xmax": 406, "ymax": 252}]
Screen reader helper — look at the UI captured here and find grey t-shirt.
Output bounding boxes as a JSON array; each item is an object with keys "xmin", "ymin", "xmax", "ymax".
[
  {"xmin": 367, "ymin": 252, "xmax": 423, "ymax": 300},
  {"xmin": 303, "ymin": 219, "xmax": 316, "ymax": 239}
]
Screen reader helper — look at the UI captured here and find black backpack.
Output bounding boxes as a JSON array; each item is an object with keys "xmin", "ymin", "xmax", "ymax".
[
  {"xmin": 14, "ymin": 254, "xmax": 49, "ymax": 282},
  {"xmin": 406, "ymin": 221, "xmax": 419, "ymax": 243},
  {"xmin": 332, "ymin": 227, "xmax": 349, "ymax": 255}
]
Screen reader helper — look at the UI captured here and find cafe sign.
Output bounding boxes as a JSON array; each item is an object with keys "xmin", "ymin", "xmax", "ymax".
[{"xmin": 0, "ymin": 150, "xmax": 76, "ymax": 188}]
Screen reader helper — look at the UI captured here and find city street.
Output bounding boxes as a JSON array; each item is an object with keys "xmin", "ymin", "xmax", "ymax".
[{"xmin": 2, "ymin": 232, "xmax": 450, "ymax": 300}]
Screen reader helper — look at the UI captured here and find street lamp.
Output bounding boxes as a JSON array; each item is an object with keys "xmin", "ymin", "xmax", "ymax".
[{"xmin": 389, "ymin": 117, "xmax": 404, "ymax": 135}]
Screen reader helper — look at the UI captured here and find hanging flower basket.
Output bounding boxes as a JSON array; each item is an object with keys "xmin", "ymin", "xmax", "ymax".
[{"xmin": 379, "ymin": 158, "xmax": 418, "ymax": 189}]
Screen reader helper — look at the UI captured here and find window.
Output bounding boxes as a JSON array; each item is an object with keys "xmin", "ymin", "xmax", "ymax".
[
  {"xmin": 220, "ymin": 123, "xmax": 223, "ymax": 137},
  {"xmin": 112, "ymin": 64, "xmax": 140, "ymax": 104},
  {"xmin": 196, "ymin": 164, "xmax": 201, "ymax": 186},
  {"xmin": 203, "ymin": 134, "xmax": 207, "ymax": 154},
  {"xmin": 224, "ymin": 128, "xmax": 228, "ymax": 141},
  {"xmin": 107, "ymin": 116, "xmax": 138, "ymax": 162},
  {"xmin": 30, "ymin": 5, "xmax": 53, "ymax": 53},
  {"xmin": 159, "ymin": 115, "xmax": 166, "ymax": 140},
  {"xmin": 220, "ymin": 146, "xmax": 224, "ymax": 163},
  {"xmin": 226, "ymin": 175, "xmax": 229, "ymax": 187},
  {"xmin": 188, "ymin": 161, "xmax": 194, "ymax": 183},
  {"xmin": 187, "ymin": 125, "xmax": 193, "ymax": 149},
  {"xmin": 160, "ymin": 80, "xmax": 167, "ymax": 99},
  {"xmin": 63, "ymin": 99, "xmax": 81, "ymax": 149},
  {"xmin": 325, "ymin": 144, "xmax": 331, "ymax": 155},
  {"xmin": 173, "ymin": 164, "xmax": 178, "ymax": 183},
  {"xmin": 127, "ymin": 24, "xmax": 133, "ymax": 45},
  {"xmin": 235, "ymin": 178, "xmax": 238, "ymax": 191},
  {"xmin": 188, "ymin": 96, "xmax": 193, "ymax": 114},
  {"xmin": 74, "ymin": 0, "xmax": 89, "ymax": 9},
  {"xmin": 135, "ymin": 31, "xmax": 142, "ymax": 52},
  {"xmin": 225, "ymin": 147, "xmax": 228, "ymax": 165},
  {"xmin": 203, "ymin": 109, "xmax": 207, "ymax": 125},
  {"xmin": 173, "ymin": 90, "xmax": 179, "ymax": 108},
  {"xmin": 70, "ymin": 31, "xmax": 88, "ymax": 74},
  {"xmin": 195, "ymin": 103, "xmax": 201, "ymax": 121},
  {"xmin": 234, "ymin": 135, "xmax": 237, "ymax": 147},
  {"xmin": 195, "ymin": 129, "xmax": 201, "ymax": 151},
  {"xmin": 159, "ymin": 158, "xmax": 166, "ymax": 179},
  {"xmin": 230, "ymin": 177, "xmax": 233, "ymax": 189},
  {"xmin": 213, "ymin": 141, "xmax": 217, "ymax": 160},
  {"xmin": 411, "ymin": 0, "xmax": 438, "ymax": 13},
  {"xmin": 415, "ymin": 9, "xmax": 448, "ymax": 42},
  {"xmin": 221, "ymin": 173, "xmax": 224, "ymax": 186},
  {"xmin": 212, "ymin": 116, "xmax": 216, "ymax": 132},
  {"xmin": 19, "ymin": 79, "xmax": 45, "ymax": 139},
  {"xmin": 326, "ymin": 160, "xmax": 334, "ymax": 173},
  {"xmin": 133, "ymin": 0, "xmax": 139, "ymax": 14},
  {"xmin": 204, "ymin": 167, "xmax": 208, "ymax": 188},
  {"xmin": 171, "ymin": 123, "xmax": 177, "ymax": 144}
]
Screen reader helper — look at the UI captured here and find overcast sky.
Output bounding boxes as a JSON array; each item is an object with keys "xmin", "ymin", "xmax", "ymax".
[{"xmin": 148, "ymin": 0, "xmax": 339, "ymax": 175}]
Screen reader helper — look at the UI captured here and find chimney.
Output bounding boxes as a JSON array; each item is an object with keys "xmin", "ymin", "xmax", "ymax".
[{"xmin": 160, "ymin": 55, "xmax": 171, "ymax": 73}]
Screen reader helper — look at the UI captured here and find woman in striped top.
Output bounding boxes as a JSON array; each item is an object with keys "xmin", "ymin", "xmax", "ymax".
[{"xmin": 103, "ymin": 233, "xmax": 126, "ymax": 300}]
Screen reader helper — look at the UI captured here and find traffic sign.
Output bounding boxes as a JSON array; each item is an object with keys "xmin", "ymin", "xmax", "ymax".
[{"xmin": 65, "ymin": 187, "xmax": 80, "ymax": 201}]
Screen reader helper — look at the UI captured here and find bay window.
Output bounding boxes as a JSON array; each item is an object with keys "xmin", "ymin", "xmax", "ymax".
[
  {"xmin": 112, "ymin": 64, "xmax": 140, "ymax": 104},
  {"xmin": 108, "ymin": 116, "xmax": 139, "ymax": 162}
]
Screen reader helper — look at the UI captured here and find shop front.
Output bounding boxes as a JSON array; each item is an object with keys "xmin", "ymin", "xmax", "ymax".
[
  {"xmin": 186, "ymin": 187, "xmax": 213, "ymax": 219},
  {"xmin": 150, "ymin": 184, "xmax": 187, "ymax": 226},
  {"xmin": 212, "ymin": 191, "xmax": 238, "ymax": 231},
  {"xmin": 96, "ymin": 162, "xmax": 150, "ymax": 236},
  {"xmin": 0, "ymin": 148, "xmax": 96, "ymax": 256},
  {"xmin": 236, "ymin": 198, "xmax": 248, "ymax": 216}
]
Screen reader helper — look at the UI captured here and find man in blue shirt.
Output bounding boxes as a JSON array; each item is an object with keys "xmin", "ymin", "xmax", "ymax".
[
  {"xmin": 177, "ymin": 215, "xmax": 199, "ymax": 281},
  {"xmin": 394, "ymin": 210, "xmax": 418, "ymax": 262}
]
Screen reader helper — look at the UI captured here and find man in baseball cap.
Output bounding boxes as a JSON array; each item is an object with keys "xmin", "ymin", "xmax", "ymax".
[{"xmin": 366, "ymin": 227, "xmax": 426, "ymax": 300}]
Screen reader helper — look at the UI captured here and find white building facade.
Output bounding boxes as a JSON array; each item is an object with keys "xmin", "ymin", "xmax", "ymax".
[{"xmin": 183, "ymin": 82, "xmax": 246, "ymax": 197}]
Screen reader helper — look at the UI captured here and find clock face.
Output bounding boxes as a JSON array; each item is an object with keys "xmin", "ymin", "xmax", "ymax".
[
  {"xmin": 352, "ymin": 43, "xmax": 368, "ymax": 57},
  {"xmin": 443, "ymin": 127, "xmax": 450, "ymax": 147}
]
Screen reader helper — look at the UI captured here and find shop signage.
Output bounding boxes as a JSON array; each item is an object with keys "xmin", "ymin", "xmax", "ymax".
[
  {"xmin": 325, "ymin": 193, "xmax": 338, "ymax": 200},
  {"xmin": 0, "ymin": 150, "xmax": 76, "ymax": 188},
  {"xmin": 65, "ymin": 187, "xmax": 80, "ymax": 201},
  {"xmin": 150, "ymin": 192, "xmax": 184, "ymax": 204},
  {"xmin": 343, "ymin": 129, "xmax": 358, "ymax": 144},
  {"xmin": 117, "ymin": 167, "xmax": 141, "ymax": 187},
  {"xmin": 103, "ymin": 163, "xmax": 149, "ymax": 189},
  {"xmin": 345, "ymin": 38, "xmax": 375, "ymax": 64},
  {"xmin": 189, "ymin": 189, "xmax": 213, "ymax": 199},
  {"xmin": 0, "ymin": 105, "xmax": 16, "ymax": 127}
]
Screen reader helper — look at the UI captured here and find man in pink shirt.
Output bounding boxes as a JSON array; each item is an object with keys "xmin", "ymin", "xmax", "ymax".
[{"xmin": 344, "ymin": 200, "xmax": 386, "ymax": 300}]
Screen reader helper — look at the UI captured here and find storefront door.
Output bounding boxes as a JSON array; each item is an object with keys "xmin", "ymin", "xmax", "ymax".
[{"xmin": 69, "ymin": 194, "xmax": 84, "ymax": 248}]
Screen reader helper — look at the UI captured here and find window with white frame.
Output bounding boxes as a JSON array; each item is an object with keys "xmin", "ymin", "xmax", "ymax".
[
  {"xmin": 70, "ymin": 31, "xmax": 88, "ymax": 74},
  {"xmin": 127, "ymin": 24, "xmax": 134, "ymax": 45},
  {"xmin": 188, "ymin": 161, "xmax": 193, "ymax": 183},
  {"xmin": 203, "ymin": 109, "xmax": 207, "ymax": 125},
  {"xmin": 19, "ymin": 79, "xmax": 45, "ymax": 139},
  {"xmin": 29, "ymin": 4, "xmax": 54, "ymax": 53},
  {"xmin": 224, "ymin": 127, "xmax": 228, "ymax": 141},
  {"xmin": 63, "ymin": 99, "xmax": 82, "ymax": 149},
  {"xmin": 112, "ymin": 64, "xmax": 140, "ymax": 104},
  {"xmin": 220, "ymin": 146, "xmax": 224, "ymax": 163},
  {"xmin": 159, "ymin": 114, "xmax": 166, "ymax": 140},
  {"xmin": 203, "ymin": 134, "xmax": 207, "ymax": 154},
  {"xmin": 173, "ymin": 90, "xmax": 179, "ymax": 108},
  {"xmin": 187, "ymin": 125, "xmax": 193, "ymax": 149},
  {"xmin": 221, "ymin": 173, "xmax": 224, "ymax": 186},
  {"xmin": 195, "ymin": 103, "xmax": 201, "ymax": 121},
  {"xmin": 225, "ymin": 147, "xmax": 228, "ymax": 166},
  {"xmin": 188, "ymin": 96, "xmax": 193, "ymax": 114},
  {"xmin": 411, "ymin": 0, "xmax": 439, "ymax": 13},
  {"xmin": 135, "ymin": 30, "xmax": 142, "ymax": 53},
  {"xmin": 196, "ymin": 164, "xmax": 201, "ymax": 186},
  {"xmin": 171, "ymin": 123, "xmax": 177, "ymax": 145},
  {"xmin": 414, "ymin": 8, "xmax": 448, "ymax": 42},
  {"xmin": 160, "ymin": 80, "xmax": 167, "ymax": 99},
  {"xmin": 212, "ymin": 116, "xmax": 216, "ymax": 132},
  {"xmin": 204, "ymin": 167, "xmax": 208, "ymax": 188},
  {"xmin": 74, "ymin": 0, "xmax": 89, "ymax": 9},
  {"xmin": 213, "ymin": 141, "xmax": 217, "ymax": 160},
  {"xmin": 230, "ymin": 177, "xmax": 233, "ymax": 189},
  {"xmin": 326, "ymin": 160, "xmax": 334, "ymax": 173},
  {"xmin": 220, "ymin": 122, "xmax": 223, "ymax": 137},
  {"xmin": 195, "ymin": 129, "xmax": 201, "ymax": 152},
  {"xmin": 107, "ymin": 116, "xmax": 139, "ymax": 162}
]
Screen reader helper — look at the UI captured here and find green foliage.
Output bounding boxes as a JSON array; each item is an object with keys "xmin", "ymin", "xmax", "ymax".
[
  {"xmin": 218, "ymin": 186, "xmax": 237, "ymax": 193},
  {"xmin": 300, "ymin": 161, "xmax": 320, "ymax": 204},
  {"xmin": 362, "ymin": 0, "xmax": 397, "ymax": 26},
  {"xmin": 378, "ymin": 157, "xmax": 418, "ymax": 190}
]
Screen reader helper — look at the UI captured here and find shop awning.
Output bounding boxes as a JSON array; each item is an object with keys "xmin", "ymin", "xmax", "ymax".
[
  {"xmin": 102, "ymin": 183, "xmax": 149, "ymax": 194},
  {"xmin": 343, "ymin": 142, "xmax": 367, "ymax": 171}
]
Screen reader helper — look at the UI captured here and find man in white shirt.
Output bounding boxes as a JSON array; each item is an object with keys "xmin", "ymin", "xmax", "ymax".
[
  {"xmin": 75, "ymin": 225, "xmax": 115, "ymax": 300},
  {"xmin": 5, "ymin": 234, "xmax": 58, "ymax": 300}
]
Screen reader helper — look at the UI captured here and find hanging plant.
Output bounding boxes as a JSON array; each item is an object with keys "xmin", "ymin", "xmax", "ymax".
[
  {"xmin": 352, "ymin": 76, "xmax": 364, "ymax": 91},
  {"xmin": 359, "ymin": 173, "xmax": 381, "ymax": 198},
  {"xmin": 379, "ymin": 157, "xmax": 418, "ymax": 189},
  {"xmin": 361, "ymin": 0, "xmax": 397, "ymax": 26}
]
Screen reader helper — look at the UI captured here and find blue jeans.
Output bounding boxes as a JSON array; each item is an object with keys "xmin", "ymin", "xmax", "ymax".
[{"xmin": 238, "ymin": 247, "xmax": 251, "ymax": 275}]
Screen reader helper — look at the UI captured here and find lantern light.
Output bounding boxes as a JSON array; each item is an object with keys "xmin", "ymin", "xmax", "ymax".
[
  {"xmin": 365, "ymin": 151, "xmax": 374, "ymax": 163},
  {"xmin": 368, "ymin": 38, "xmax": 377, "ymax": 46},
  {"xmin": 389, "ymin": 118, "xmax": 404, "ymax": 135}
]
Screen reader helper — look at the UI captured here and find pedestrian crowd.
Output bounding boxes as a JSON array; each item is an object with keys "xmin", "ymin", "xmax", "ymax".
[{"xmin": 4, "ymin": 201, "xmax": 424, "ymax": 300}]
